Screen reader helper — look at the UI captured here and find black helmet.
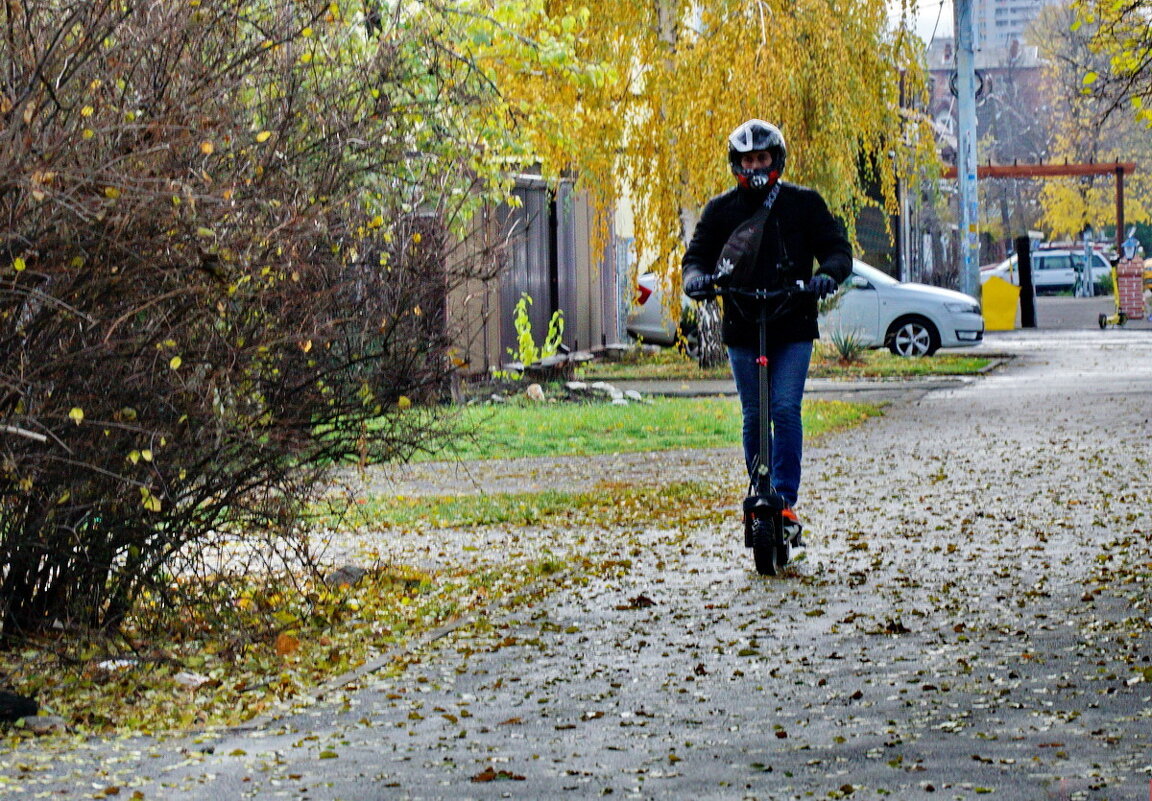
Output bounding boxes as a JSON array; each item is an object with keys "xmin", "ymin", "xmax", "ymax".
[{"xmin": 728, "ymin": 119, "xmax": 786, "ymax": 191}]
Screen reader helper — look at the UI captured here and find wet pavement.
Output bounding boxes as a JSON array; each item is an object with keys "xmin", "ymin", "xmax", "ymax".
[
  {"xmin": 3, "ymin": 325, "xmax": 1152, "ymax": 801},
  {"xmin": 1020, "ymin": 294, "xmax": 1151, "ymax": 332}
]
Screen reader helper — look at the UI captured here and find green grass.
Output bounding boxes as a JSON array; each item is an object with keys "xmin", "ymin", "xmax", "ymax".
[
  {"xmin": 578, "ymin": 355, "xmax": 732, "ymax": 381},
  {"xmin": 428, "ymin": 396, "xmax": 880, "ymax": 462},
  {"xmin": 578, "ymin": 346, "xmax": 991, "ymax": 381},
  {"xmin": 808, "ymin": 348, "xmax": 992, "ymax": 378}
]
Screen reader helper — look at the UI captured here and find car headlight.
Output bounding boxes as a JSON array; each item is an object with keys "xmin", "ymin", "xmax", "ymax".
[{"xmin": 944, "ymin": 301, "xmax": 980, "ymax": 315}]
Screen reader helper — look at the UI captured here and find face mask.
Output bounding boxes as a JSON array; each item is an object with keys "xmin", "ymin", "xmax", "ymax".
[{"xmin": 734, "ymin": 166, "xmax": 779, "ymax": 191}]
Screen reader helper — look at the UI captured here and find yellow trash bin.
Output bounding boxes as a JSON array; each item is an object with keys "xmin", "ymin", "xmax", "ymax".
[{"xmin": 981, "ymin": 276, "xmax": 1020, "ymax": 331}]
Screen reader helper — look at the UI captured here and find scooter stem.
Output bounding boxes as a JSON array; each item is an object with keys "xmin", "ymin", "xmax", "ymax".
[{"xmin": 756, "ymin": 303, "xmax": 772, "ymax": 496}]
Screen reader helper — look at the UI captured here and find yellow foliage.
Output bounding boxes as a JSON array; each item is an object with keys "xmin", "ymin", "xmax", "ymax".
[
  {"xmin": 469, "ymin": 0, "xmax": 931, "ymax": 290},
  {"xmin": 139, "ymin": 487, "xmax": 162, "ymax": 513},
  {"xmin": 1036, "ymin": 5, "xmax": 1152, "ymax": 237}
]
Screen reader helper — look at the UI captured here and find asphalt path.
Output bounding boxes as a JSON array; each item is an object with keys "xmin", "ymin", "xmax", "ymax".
[
  {"xmin": 3, "ymin": 325, "xmax": 1152, "ymax": 801},
  {"xmin": 1023, "ymin": 294, "xmax": 1150, "ymax": 331}
]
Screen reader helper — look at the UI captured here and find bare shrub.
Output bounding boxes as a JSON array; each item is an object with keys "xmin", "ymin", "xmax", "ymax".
[{"xmin": 0, "ymin": 2, "xmax": 501, "ymax": 639}]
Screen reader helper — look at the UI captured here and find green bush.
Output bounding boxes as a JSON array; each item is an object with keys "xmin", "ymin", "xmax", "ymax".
[{"xmin": 507, "ymin": 293, "xmax": 565, "ymax": 366}]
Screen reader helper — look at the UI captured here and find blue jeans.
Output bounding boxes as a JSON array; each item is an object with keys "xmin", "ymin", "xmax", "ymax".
[{"xmin": 728, "ymin": 340, "xmax": 813, "ymax": 507}]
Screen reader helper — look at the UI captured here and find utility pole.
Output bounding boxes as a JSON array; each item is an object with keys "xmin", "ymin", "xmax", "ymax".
[
  {"xmin": 954, "ymin": 0, "xmax": 980, "ymax": 298},
  {"xmin": 897, "ymin": 71, "xmax": 911, "ymax": 283}
]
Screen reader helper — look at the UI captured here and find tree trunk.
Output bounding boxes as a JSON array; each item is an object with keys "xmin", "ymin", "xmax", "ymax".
[{"xmin": 695, "ymin": 299, "xmax": 726, "ymax": 368}]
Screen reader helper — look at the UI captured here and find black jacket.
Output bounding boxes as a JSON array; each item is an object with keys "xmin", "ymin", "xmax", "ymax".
[{"xmin": 682, "ymin": 182, "xmax": 853, "ymax": 347}]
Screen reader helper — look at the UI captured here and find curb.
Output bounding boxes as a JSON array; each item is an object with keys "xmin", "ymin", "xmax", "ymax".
[{"xmin": 611, "ymin": 370, "xmax": 1001, "ymax": 399}]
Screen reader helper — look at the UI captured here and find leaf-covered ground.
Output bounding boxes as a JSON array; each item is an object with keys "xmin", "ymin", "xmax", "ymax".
[{"xmin": 1, "ymin": 331, "xmax": 1150, "ymax": 800}]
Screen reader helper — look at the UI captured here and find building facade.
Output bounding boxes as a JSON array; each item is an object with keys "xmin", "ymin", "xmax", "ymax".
[{"xmin": 972, "ymin": 0, "xmax": 1061, "ymax": 49}]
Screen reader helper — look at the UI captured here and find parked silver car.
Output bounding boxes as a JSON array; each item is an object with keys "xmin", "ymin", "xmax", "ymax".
[
  {"xmin": 979, "ymin": 248, "xmax": 1112, "ymax": 294},
  {"xmin": 625, "ymin": 271, "xmax": 702, "ymax": 357},
  {"xmin": 625, "ymin": 271, "xmax": 682, "ymax": 346},
  {"xmin": 821, "ymin": 261, "xmax": 984, "ymax": 357}
]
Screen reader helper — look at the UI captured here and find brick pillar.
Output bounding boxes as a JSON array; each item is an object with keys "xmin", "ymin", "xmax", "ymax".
[{"xmin": 1115, "ymin": 257, "xmax": 1145, "ymax": 320}]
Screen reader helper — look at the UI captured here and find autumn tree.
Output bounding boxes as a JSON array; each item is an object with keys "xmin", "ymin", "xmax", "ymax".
[
  {"xmin": 473, "ymin": 0, "xmax": 932, "ymax": 362},
  {"xmin": 1072, "ymin": 0, "xmax": 1152, "ymax": 125},
  {"xmin": 1033, "ymin": 3, "xmax": 1150, "ymax": 238},
  {"xmin": 0, "ymin": 1, "xmax": 521, "ymax": 639}
]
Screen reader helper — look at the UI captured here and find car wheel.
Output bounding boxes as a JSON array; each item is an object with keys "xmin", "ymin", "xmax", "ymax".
[{"xmin": 886, "ymin": 316, "xmax": 940, "ymax": 357}]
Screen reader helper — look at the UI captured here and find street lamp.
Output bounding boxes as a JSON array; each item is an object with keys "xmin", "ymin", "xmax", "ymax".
[{"xmin": 1122, "ymin": 227, "xmax": 1140, "ymax": 261}]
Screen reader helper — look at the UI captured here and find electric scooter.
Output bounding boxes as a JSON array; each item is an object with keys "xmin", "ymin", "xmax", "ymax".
[{"xmin": 715, "ymin": 283, "xmax": 811, "ymax": 576}]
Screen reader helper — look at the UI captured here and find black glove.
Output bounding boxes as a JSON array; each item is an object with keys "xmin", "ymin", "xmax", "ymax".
[
  {"xmin": 684, "ymin": 273, "xmax": 717, "ymax": 301},
  {"xmin": 807, "ymin": 273, "xmax": 838, "ymax": 300}
]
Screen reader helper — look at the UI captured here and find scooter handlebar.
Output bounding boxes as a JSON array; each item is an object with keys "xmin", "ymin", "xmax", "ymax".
[
  {"xmin": 714, "ymin": 283, "xmax": 813, "ymax": 300},
  {"xmin": 712, "ymin": 283, "xmax": 817, "ymax": 324}
]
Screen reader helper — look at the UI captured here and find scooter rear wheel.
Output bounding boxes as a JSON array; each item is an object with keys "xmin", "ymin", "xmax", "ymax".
[{"xmin": 752, "ymin": 517, "xmax": 784, "ymax": 576}]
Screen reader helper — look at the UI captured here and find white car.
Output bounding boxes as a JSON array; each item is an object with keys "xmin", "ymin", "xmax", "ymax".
[
  {"xmin": 979, "ymin": 248, "xmax": 1112, "ymax": 294},
  {"xmin": 820, "ymin": 261, "xmax": 984, "ymax": 357}
]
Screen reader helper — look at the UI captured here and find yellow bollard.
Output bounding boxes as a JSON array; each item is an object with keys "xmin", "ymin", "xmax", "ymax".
[{"xmin": 981, "ymin": 276, "xmax": 1020, "ymax": 331}]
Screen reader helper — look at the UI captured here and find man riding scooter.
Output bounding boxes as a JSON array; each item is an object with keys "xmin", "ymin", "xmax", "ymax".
[{"xmin": 682, "ymin": 119, "xmax": 852, "ymax": 557}]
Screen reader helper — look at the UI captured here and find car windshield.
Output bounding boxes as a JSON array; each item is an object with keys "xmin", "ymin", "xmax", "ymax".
[{"xmin": 852, "ymin": 261, "xmax": 899, "ymax": 286}]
